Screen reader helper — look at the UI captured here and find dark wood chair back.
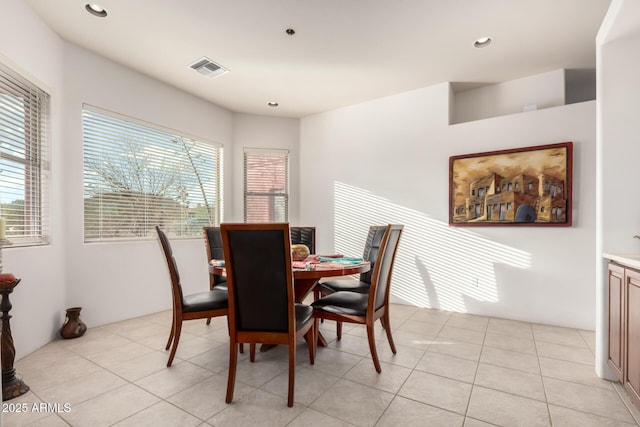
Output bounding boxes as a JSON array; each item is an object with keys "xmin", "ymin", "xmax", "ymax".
[
  {"xmin": 223, "ymin": 224, "xmax": 292, "ymax": 333},
  {"xmin": 290, "ymin": 226, "xmax": 316, "ymax": 254},
  {"xmin": 203, "ymin": 226, "xmax": 226, "ymax": 288},
  {"xmin": 368, "ymin": 224, "xmax": 404, "ymax": 311},
  {"xmin": 360, "ymin": 226, "xmax": 387, "ymax": 285},
  {"xmin": 156, "ymin": 226, "xmax": 185, "ymax": 308}
]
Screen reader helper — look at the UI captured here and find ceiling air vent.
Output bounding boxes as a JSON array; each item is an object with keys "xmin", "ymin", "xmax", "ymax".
[{"xmin": 189, "ymin": 57, "xmax": 228, "ymax": 78}]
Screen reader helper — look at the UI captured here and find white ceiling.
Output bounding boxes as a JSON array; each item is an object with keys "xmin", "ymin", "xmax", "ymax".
[{"xmin": 25, "ymin": 0, "xmax": 612, "ymax": 118}]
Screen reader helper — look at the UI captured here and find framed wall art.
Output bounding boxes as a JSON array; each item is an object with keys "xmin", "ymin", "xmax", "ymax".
[{"xmin": 449, "ymin": 142, "xmax": 573, "ymax": 227}]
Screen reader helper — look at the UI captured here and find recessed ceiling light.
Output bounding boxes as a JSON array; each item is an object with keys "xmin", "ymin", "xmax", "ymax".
[
  {"xmin": 85, "ymin": 4, "xmax": 108, "ymax": 18},
  {"xmin": 474, "ymin": 37, "xmax": 492, "ymax": 48},
  {"xmin": 267, "ymin": 102, "xmax": 279, "ymax": 107},
  {"xmin": 285, "ymin": 28, "xmax": 296, "ymax": 36}
]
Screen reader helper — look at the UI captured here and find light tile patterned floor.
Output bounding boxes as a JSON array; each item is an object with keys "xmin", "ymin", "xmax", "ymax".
[{"xmin": 5, "ymin": 304, "xmax": 640, "ymax": 426}]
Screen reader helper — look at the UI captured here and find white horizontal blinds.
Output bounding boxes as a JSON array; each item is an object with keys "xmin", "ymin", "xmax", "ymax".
[
  {"xmin": 243, "ymin": 148, "xmax": 289, "ymax": 223},
  {"xmin": 83, "ymin": 107, "xmax": 222, "ymax": 242},
  {"xmin": 0, "ymin": 64, "xmax": 49, "ymax": 246}
]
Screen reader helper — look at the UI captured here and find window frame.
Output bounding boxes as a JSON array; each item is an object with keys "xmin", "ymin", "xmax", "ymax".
[
  {"xmin": 82, "ymin": 105, "xmax": 223, "ymax": 242},
  {"xmin": 0, "ymin": 63, "xmax": 50, "ymax": 247},
  {"xmin": 243, "ymin": 147, "xmax": 290, "ymax": 223}
]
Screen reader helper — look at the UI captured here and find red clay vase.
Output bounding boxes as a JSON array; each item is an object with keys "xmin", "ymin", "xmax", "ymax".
[{"xmin": 60, "ymin": 307, "xmax": 87, "ymax": 339}]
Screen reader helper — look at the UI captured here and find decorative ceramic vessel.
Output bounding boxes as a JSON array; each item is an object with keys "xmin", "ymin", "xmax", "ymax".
[
  {"xmin": 291, "ymin": 244, "xmax": 310, "ymax": 261},
  {"xmin": 60, "ymin": 307, "xmax": 87, "ymax": 339}
]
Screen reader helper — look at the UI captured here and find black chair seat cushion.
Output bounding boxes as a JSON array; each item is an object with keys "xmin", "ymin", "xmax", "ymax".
[
  {"xmin": 295, "ymin": 303, "xmax": 314, "ymax": 330},
  {"xmin": 311, "ymin": 291, "xmax": 368, "ymax": 317},
  {"xmin": 319, "ymin": 279, "xmax": 370, "ymax": 294},
  {"xmin": 183, "ymin": 288, "xmax": 228, "ymax": 313}
]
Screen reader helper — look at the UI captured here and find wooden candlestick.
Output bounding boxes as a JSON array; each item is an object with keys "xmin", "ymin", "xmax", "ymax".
[{"xmin": 1, "ymin": 278, "xmax": 29, "ymax": 401}]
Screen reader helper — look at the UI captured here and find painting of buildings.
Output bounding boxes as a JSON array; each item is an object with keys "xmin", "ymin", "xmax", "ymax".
[{"xmin": 449, "ymin": 142, "xmax": 572, "ymax": 226}]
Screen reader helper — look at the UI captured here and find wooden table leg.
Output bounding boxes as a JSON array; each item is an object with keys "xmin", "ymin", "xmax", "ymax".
[{"xmin": 259, "ymin": 277, "xmax": 327, "ymax": 351}]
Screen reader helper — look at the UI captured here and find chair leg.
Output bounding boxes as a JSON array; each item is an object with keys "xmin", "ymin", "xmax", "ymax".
[
  {"xmin": 287, "ymin": 340, "xmax": 296, "ymax": 407},
  {"xmin": 206, "ymin": 317, "xmax": 211, "ymax": 325},
  {"xmin": 306, "ymin": 322, "xmax": 316, "ymax": 365},
  {"xmin": 226, "ymin": 316, "xmax": 243, "ymax": 353},
  {"xmin": 249, "ymin": 343, "xmax": 256, "ymax": 362},
  {"xmin": 336, "ymin": 321, "xmax": 342, "ymax": 340},
  {"xmin": 167, "ymin": 318, "xmax": 182, "ymax": 367},
  {"xmin": 165, "ymin": 315, "xmax": 175, "ymax": 350},
  {"xmin": 312, "ymin": 320, "xmax": 317, "ymax": 363},
  {"xmin": 383, "ymin": 312, "xmax": 397, "ymax": 354},
  {"xmin": 314, "ymin": 289, "xmax": 323, "ymax": 323},
  {"xmin": 367, "ymin": 321, "xmax": 382, "ymax": 373},
  {"xmin": 225, "ymin": 338, "xmax": 238, "ymax": 404}
]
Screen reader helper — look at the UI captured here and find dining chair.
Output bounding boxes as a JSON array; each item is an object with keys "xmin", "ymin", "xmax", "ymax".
[
  {"xmin": 203, "ymin": 226, "xmax": 227, "ymax": 327},
  {"xmin": 311, "ymin": 224, "xmax": 403, "ymax": 373},
  {"xmin": 155, "ymin": 226, "xmax": 229, "ymax": 367},
  {"xmin": 316, "ymin": 225, "xmax": 386, "ymax": 297},
  {"xmin": 314, "ymin": 225, "xmax": 386, "ymax": 332},
  {"xmin": 221, "ymin": 223, "xmax": 316, "ymax": 407},
  {"xmin": 290, "ymin": 226, "xmax": 316, "ymax": 254},
  {"xmin": 203, "ymin": 226, "xmax": 227, "ymax": 291}
]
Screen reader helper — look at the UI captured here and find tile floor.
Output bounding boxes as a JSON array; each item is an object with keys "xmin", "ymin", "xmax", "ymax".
[{"xmin": 4, "ymin": 304, "xmax": 640, "ymax": 426}]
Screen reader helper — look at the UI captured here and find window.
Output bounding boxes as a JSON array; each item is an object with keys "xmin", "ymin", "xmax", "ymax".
[
  {"xmin": 0, "ymin": 64, "xmax": 49, "ymax": 246},
  {"xmin": 83, "ymin": 106, "xmax": 223, "ymax": 242},
  {"xmin": 244, "ymin": 148, "xmax": 289, "ymax": 223}
]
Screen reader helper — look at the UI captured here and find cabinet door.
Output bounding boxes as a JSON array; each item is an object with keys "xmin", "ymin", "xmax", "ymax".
[
  {"xmin": 625, "ymin": 268, "xmax": 640, "ymax": 405},
  {"xmin": 609, "ymin": 263, "xmax": 624, "ymax": 380}
]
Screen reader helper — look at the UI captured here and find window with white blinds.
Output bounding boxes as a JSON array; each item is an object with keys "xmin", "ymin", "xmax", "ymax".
[
  {"xmin": 83, "ymin": 107, "xmax": 223, "ymax": 242},
  {"xmin": 0, "ymin": 64, "xmax": 49, "ymax": 247},
  {"xmin": 244, "ymin": 148, "xmax": 289, "ymax": 223}
]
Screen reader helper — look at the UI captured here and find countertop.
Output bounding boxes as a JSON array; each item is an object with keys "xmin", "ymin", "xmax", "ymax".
[{"xmin": 603, "ymin": 253, "xmax": 640, "ymax": 270}]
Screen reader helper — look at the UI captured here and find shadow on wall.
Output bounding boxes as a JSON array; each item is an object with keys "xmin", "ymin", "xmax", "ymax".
[{"xmin": 333, "ymin": 181, "xmax": 532, "ymax": 312}]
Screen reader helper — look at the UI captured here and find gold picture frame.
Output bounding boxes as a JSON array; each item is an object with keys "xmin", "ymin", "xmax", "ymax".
[{"xmin": 449, "ymin": 142, "xmax": 573, "ymax": 226}]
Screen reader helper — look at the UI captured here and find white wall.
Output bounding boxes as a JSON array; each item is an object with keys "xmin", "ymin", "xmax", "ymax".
[
  {"xmin": 0, "ymin": 0, "xmax": 67, "ymax": 358},
  {"xmin": 452, "ymin": 69, "xmax": 566, "ymax": 124},
  {"xmin": 595, "ymin": 0, "xmax": 640, "ymax": 379},
  {"xmin": 600, "ymin": 38, "xmax": 640, "ymax": 254},
  {"xmin": 301, "ymin": 83, "xmax": 596, "ymax": 329},
  {"xmin": 61, "ymin": 43, "xmax": 235, "ymax": 328},
  {"xmin": 1, "ymin": 2, "xmax": 302, "ymax": 358},
  {"xmin": 231, "ymin": 114, "xmax": 301, "ymax": 223}
]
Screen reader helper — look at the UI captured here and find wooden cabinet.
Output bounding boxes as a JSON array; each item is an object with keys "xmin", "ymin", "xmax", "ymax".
[
  {"xmin": 608, "ymin": 262, "xmax": 624, "ymax": 380},
  {"xmin": 624, "ymin": 268, "xmax": 640, "ymax": 404},
  {"xmin": 608, "ymin": 261, "xmax": 640, "ymax": 408}
]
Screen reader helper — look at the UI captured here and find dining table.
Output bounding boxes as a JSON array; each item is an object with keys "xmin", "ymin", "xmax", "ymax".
[{"xmin": 209, "ymin": 257, "xmax": 370, "ymax": 347}]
